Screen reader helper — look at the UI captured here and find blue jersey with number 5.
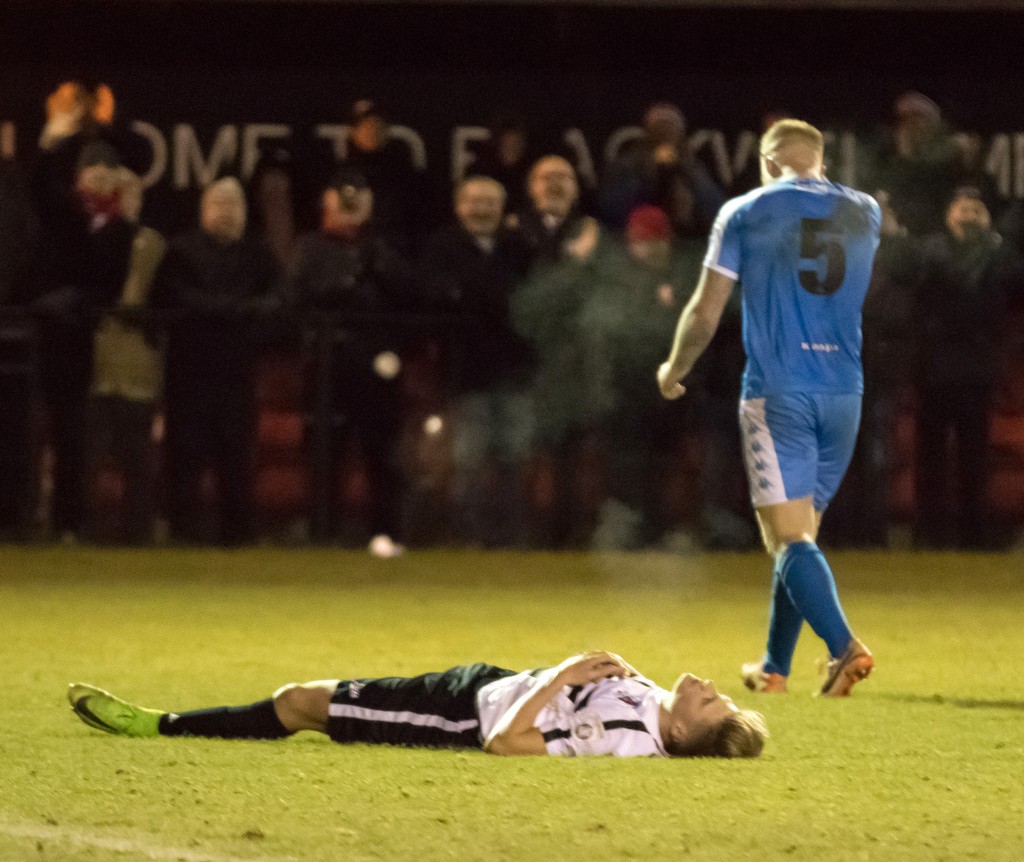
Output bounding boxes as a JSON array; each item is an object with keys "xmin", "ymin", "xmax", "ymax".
[{"xmin": 704, "ymin": 177, "xmax": 881, "ymax": 398}]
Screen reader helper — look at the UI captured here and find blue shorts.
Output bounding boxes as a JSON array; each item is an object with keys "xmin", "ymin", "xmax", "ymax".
[{"xmin": 738, "ymin": 393, "xmax": 861, "ymax": 511}]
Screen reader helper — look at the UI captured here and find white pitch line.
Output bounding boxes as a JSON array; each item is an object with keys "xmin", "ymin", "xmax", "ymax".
[{"xmin": 0, "ymin": 820, "xmax": 298, "ymax": 862}]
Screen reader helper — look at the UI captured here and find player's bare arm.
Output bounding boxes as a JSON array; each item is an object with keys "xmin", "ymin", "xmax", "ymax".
[
  {"xmin": 657, "ymin": 267, "xmax": 736, "ymax": 400},
  {"xmin": 483, "ymin": 652, "xmax": 631, "ymax": 756}
]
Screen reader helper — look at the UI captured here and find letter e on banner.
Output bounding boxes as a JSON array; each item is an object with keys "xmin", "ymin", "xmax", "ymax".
[
  {"xmin": 241, "ymin": 124, "xmax": 291, "ymax": 178},
  {"xmin": 451, "ymin": 126, "xmax": 489, "ymax": 184}
]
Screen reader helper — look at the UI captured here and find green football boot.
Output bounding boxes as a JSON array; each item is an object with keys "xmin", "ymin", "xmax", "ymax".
[{"xmin": 68, "ymin": 683, "xmax": 163, "ymax": 738}]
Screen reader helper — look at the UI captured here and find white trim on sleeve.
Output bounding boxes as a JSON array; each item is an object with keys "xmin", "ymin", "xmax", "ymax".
[{"xmin": 706, "ymin": 262, "xmax": 739, "ymax": 279}]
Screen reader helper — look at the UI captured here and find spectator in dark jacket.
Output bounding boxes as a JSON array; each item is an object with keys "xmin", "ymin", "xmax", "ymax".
[
  {"xmin": 868, "ymin": 91, "xmax": 960, "ymax": 238},
  {"xmin": 32, "ymin": 140, "xmax": 136, "ymax": 542},
  {"xmin": 420, "ymin": 175, "xmax": 531, "ymax": 545},
  {"xmin": 336, "ymin": 99, "xmax": 424, "ymax": 248},
  {"xmin": 0, "ymin": 154, "xmax": 39, "ymax": 537},
  {"xmin": 87, "ymin": 169, "xmax": 167, "ymax": 545},
  {"xmin": 289, "ymin": 169, "xmax": 415, "ymax": 556},
  {"xmin": 473, "ymin": 116, "xmax": 534, "ymax": 215},
  {"xmin": 913, "ymin": 187, "xmax": 1023, "ymax": 549},
  {"xmin": 599, "ymin": 103, "xmax": 726, "ymax": 239},
  {"xmin": 154, "ymin": 178, "xmax": 280, "ymax": 546},
  {"xmin": 509, "ymin": 155, "xmax": 603, "ymax": 269}
]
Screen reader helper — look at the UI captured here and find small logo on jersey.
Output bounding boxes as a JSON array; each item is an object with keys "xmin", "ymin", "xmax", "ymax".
[
  {"xmin": 574, "ymin": 723, "xmax": 595, "ymax": 740},
  {"xmin": 349, "ymin": 681, "xmax": 364, "ymax": 700},
  {"xmin": 618, "ymin": 695, "xmax": 642, "ymax": 708}
]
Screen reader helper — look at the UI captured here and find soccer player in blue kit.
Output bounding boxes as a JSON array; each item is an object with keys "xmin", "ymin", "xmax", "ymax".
[{"xmin": 657, "ymin": 119, "xmax": 881, "ymax": 697}]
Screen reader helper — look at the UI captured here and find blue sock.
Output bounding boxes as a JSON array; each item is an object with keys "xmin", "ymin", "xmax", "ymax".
[
  {"xmin": 763, "ymin": 560, "xmax": 803, "ymax": 676},
  {"xmin": 777, "ymin": 541, "xmax": 853, "ymax": 659}
]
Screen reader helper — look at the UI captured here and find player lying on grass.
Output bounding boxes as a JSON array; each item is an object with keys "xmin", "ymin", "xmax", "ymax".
[{"xmin": 69, "ymin": 651, "xmax": 767, "ymax": 758}]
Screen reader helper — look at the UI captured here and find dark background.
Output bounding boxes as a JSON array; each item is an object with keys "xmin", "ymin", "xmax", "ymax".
[{"xmin": 3, "ymin": 1, "xmax": 1024, "ymax": 228}]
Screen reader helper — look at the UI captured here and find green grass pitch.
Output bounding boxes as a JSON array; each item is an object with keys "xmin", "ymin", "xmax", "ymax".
[{"xmin": 1, "ymin": 547, "xmax": 1022, "ymax": 861}]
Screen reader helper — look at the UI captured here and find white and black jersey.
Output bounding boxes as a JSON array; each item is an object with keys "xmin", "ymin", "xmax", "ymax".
[{"xmin": 476, "ymin": 672, "xmax": 668, "ymax": 757}]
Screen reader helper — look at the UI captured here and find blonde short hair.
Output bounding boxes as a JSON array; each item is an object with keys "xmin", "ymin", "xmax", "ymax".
[
  {"xmin": 666, "ymin": 708, "xmax": 768, "ymax": 759},
  {"xmin": 760, "ymin": 119, "xmax": 825, "ymax": 173}
]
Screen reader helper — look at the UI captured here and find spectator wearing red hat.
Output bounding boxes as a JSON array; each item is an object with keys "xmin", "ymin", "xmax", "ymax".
[{"xmin": 611, "ymin": 205, "xmax": 753, "ymax": 550}]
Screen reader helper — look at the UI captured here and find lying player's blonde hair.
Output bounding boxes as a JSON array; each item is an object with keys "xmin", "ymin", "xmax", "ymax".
[
  {"xmin": 760, "ymin": 119, "xmax": 824, "ymax": 174},
  {"xmin": 666, "ymin": 708, "xmax": 769, "ymax": 759}
]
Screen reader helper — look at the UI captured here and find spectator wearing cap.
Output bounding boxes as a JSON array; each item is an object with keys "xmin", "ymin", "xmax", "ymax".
[
  {"xmin": 912, "ymin": 186, "xmax": 1024, "ymax": 549},
  {"xmin": 152, "ymin": 178, "xmax": 281, "ymax": 546},
  {"xmin": 287, "ymin": 169, "xmax": 415, "ymax": 556},
  {"xmin": 599, "ymin": 103, "xmax": 725, "ymax": 239},
  {"xmin": 336, "ymin": 99, "xmax": 424, "ymax": 248},
  {"xmin": 419, "ymin": 175, "xmax": 532, "ymax": 546},
  {"xmin": 868, "ymin": 90, "xmax": 960, "ymax": 237}
]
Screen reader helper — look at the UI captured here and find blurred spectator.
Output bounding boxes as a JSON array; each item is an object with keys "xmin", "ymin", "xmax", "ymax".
[
  {"xmin": 954, "ymin": 133, "xmax": 1002, "ymax": 218},
  {"xmin": 681, "ymin": 232, "xmax": 756, "ymax": 550},
  {"xmin": 0, "ymin": 152, "xmax": 39, "ymax": 538},
  {"xmin": 88, "ymin": 169, "xmax": 166, "ymax": 544},
  {"xmin": 32, "ymin": 83, "xmax": 146, "ymax": 280},
  {"xmin": 153, "ymin": 178, "xmax": 280, "ymax": 546},
  {"xmin": 0, "ymin": 155, "xmax": 36, "ymax": 304},
  {"xmin": 32, "ymin": 140, "xmax": 137, "ymax": 542},
  {"xmin": 288, "ymin": 168, "xmax": 415, "ymax": 556},
  {"xmin": 509, "ymin": 154, "xmax": 602, "ymax": 267},
  {"xmin": 510, "ymin": 159, "xmax": 615, "ymax": 546},
  {"xmin": 338, "ymin": 99, "xmax": 424, "ymax": 246},
  {"xmin": 473, "ymin": 116, "xmax": 534, "ymax": 214},
  {"xmin": 869, "ymin": 91, "xmax": 960, "ymax": 237},
  {"xmin": 823, "ymin": 190, "xmax": 918, "ymax": 548},
  {"xmin": 247, "ymin": 145, "xmax": 299, "ymax": 270},
  {"xmin": 419, "ymin": 175, "xmax": 532, "ymax": 546},
  {"xmin": 599, "ymin": 102, "xmax": 726, "ymax": 238},
  {"xmin": 585, "ymin": 206, "xmax": 693, "ymax": 548},
  {"xmin": 913, "ymin": 187, "xmax": 1023, "ymax": 549}
]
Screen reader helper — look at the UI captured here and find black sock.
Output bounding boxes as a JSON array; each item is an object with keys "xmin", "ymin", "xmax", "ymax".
[{"xmin": 157, "ymin": 698, "xmax": 291, "ymax": 739}]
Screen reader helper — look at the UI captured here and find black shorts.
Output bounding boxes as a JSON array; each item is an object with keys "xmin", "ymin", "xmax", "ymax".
[{"xmin": 326, "ymin": 663, "xmax": 517, "ymax": 749}]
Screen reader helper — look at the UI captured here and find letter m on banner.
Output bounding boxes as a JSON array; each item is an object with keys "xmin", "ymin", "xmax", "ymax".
[{"xmin": 173, "ymin": 124, "xmax": 239, "ymax": 190}]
